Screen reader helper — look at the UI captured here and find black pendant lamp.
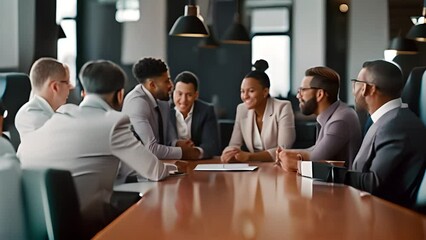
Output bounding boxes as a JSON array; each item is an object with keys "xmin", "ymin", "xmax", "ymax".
[
  {"xmin": 169, "ymin": 0, "xmax": 209, "ymax": 38},
  {"xmin": 222, "ymin": 0, "xmax": 250, "ymax": 44},
  {"xmin": 407, "ymin": 0, "xmax": 426, "ymax": 42},
  {"xmin": 388, "ymin": 36, "xmax": 418, "ymax": 55}
]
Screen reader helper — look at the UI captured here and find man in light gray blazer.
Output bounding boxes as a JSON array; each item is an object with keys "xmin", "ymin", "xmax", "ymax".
[
  {"xmin": 15, "ymin": 57, "xmax": 73, "ymax": 140},
  {"xmin": 122, "ymin": 58, "xmax": 200, "ymax": 160},
  {"xmin": 18, "ymin": 60, "xmax": 180, "ymax": 236},
  {"xmin": 347, "ymin": 60, "xmax": 426, "ymax": 209}
]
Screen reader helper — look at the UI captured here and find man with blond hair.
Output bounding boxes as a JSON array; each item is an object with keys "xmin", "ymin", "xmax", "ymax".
[{"xmin": 15, "ymin": 57, "xmax": 73, "ymax": 139}]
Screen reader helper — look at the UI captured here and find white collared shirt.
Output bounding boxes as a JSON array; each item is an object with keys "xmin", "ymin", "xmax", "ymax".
[
  {"xmin": 175, "ymin": 105, "xmax": 194, "ymax": 140},
  {"xmin": 252, "ymin": 113, "xmax": 265, "ymax": 151},
  {"xmin": 174, "ymin": 105, "xmax": 204, "ymax": 158},
  {"xmin": 371, "ymin": 98, "xmax": 402, "ymax": 123}
]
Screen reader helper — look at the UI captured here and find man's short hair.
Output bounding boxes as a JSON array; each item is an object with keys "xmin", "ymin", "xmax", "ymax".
[
  {"xmin": 132, "ymin": 57, "xmax": 168, "ymax": 84},
  {"xmin": 174, "ymin": 71, "xmax": 199, "ymax": 91},
  {"xmin": 29, "ymin": 57, "xmax": 67, "ymax": 90},
  {"xmin": 79, "ymin": 60, "xmax": 126, "ymax": 94},
  {"xmin": 362, "ymin": 60, "xmax": 404, "ymax": 98},
  {"xmin": 305, "ymin": 66, "xmax": 340, "ymax": 103}
]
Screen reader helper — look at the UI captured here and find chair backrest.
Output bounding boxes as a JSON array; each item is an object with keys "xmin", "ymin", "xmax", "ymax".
[
  {"xmin": 0, "ymin": 154, "xmax": 27, "ymax": 240},
  {"xmin": 218, "ymin": 119, "xmax": 234, "ymax": 151},
  {"xmin": 22, "ymin": 168, "xmax": 83, "ymax": 240},
  {"xmin": 0, "ymin": 73, "xmax": 32, "ymax": 149},
  {"xmin": 401, "ymin": 67, "xmax": 426, "ymax": 126},
  {"xmin": 416, "ymin": 171, "xmax": 426, "ymax": 214},
  {"xmin": 293, "ymin": 121, "xmax": 317, "ymax": 149}
]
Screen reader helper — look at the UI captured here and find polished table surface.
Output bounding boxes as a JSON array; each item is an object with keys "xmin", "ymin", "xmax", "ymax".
[{"xmin": 93, "ymin": 160, "xmax": 426, "ymax": 240}]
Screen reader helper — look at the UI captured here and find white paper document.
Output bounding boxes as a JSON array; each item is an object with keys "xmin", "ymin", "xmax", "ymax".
[{"xmin": 194, "ymin": 163, "xmax": 258, "ymax": 171}]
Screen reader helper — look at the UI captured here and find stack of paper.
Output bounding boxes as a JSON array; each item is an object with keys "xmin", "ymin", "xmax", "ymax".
[{"xmin": 194, "ymin": 163, "xmax": 258, "ymax": 171}]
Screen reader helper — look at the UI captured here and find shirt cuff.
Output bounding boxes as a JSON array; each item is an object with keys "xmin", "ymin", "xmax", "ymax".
[{"xmin": 195, "ymin": 146, "xmax": 204, "ymax": 159}]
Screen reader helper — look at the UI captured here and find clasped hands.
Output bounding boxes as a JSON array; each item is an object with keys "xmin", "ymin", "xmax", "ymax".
[
  {"xmin": 221, "ymin": 147, "xmax": 250, "ymax": 163},
  {"xmin": 177, "ymin": 139, "xmax": 201, "ymax": 160},
  {"xmin": 274, "ymin": 146, "xmax": 302, "ymax": 172}
]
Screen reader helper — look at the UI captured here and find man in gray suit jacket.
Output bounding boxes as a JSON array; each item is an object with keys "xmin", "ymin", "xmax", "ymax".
[
  {"xmin": 347, "ymin": 60, "xmax": 426, "ymax": 209},
  {"xmin": 18, "ymin": 60, "xmax": 181, "ymax": 236},
  {"xmin": 122, "ymin": 58, "xmax": 200, "ymax": 160},
  {"xmin": 15, "ymin": 57, "xmax": 73, "ymax": 140},
  {"xmin": 277, "ymin": 66, "xmax": 362, "ymax": 171},
  {"xmin": 169, "ymin": 71, "xmax": 220, "ymax": 159}
]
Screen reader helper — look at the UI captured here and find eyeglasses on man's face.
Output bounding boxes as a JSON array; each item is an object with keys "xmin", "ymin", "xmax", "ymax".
[
  {"xmin": 297, "ymin": 87, "xmax": 321, "ymax": 95},
  {"xmin": 350, "ymin": 79, "xmax": 375, "ymax": 91}
]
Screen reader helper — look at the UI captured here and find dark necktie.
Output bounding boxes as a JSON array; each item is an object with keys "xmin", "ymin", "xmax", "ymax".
[
  {"xmin": 363, "ymin": 115, "xmax": 373, "ymax": 137},
  {"xmin": 155, "ymin": 106, "xmax": 164, "ymax": 144}
]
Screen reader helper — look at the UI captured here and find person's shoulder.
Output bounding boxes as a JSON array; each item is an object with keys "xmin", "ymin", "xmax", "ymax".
[
  {"xmin": 236, "ymin": 102, "xmax": 247, "ymax": 112},
  {"xmin": 195, "ymin": 99, "xmax": 211, "ymax": 107},
  {"xmin": 194, "ymin": 99, "xmax": 214, "ymax": 111},
  {"xmin": 270, "ymin": 98, "xmax": 292, "ymax": 108},
  {"xmin": 56, "ymin": 103, "xmax": 79, "ymax": 114},
  {"xmin": 18, "ymin": 98, "xmax": 41, "ymax": 112}
]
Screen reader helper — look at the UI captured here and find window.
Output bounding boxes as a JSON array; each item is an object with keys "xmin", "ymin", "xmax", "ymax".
[
  {"xmin": 251, "ymin": 7, "xmax": 291, "ymax": 98},
  {"xmin": 56, "ymin": 0, "xmax": 77, "ymax": 86}
]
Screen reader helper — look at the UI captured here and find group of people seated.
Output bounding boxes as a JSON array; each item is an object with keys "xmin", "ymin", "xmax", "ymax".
[{"xmin": 1, "ymin": 56, "xmax": 426, "ymax": 238}]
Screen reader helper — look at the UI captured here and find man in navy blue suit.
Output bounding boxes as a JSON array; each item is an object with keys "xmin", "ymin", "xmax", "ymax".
[
  {"xmin": 169, "ymin": 71, "xmax": 220, "ymax": 159},
  {"xmin": 347, "ymin": 60, "xmax": 426, "ymax": 209}
]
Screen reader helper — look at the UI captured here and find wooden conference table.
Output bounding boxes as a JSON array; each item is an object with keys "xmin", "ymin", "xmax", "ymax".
[{"xmin": 93, "ymin": 159, "xmax": 426, "ymax": 240}]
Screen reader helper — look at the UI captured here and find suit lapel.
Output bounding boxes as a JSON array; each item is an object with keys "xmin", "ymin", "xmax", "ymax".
[
  {"xmin": 191, "ymin": 101, "xmax": 200, "ymax": 138},
  {"xmin": 352, "ymin": 122, "xmax": 378, "ymax": 170},
  {"xmin": 242, "ymin": 109, "xmax": 255, "ymax": 152},
  {"xmin": 261, "ymin": 98, "xmax": 273, "ymax": 148}
]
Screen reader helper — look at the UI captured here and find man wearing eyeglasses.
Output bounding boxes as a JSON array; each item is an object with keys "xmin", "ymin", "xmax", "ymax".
[
  {"xmin": 346, "ymin": 60, "xmax": 426, "ymax": 209},
  {"xmin": 15, "ymin": 57, "xmax": 73, "ymax": 140},
  {"xmin": 276, "ymin": 66, "xmax": 362, "ymax": 171}
]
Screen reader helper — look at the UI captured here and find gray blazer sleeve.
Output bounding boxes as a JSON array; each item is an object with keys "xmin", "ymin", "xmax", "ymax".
[
  {"xmin": 110, "ymin": 115, "xmax": 175, "ymax": 181},
  {"xmin": 122, "ymin": 96, "xmax": 182, "ymax": 159}
]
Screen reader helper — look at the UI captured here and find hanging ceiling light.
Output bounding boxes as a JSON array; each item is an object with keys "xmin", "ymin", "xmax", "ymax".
[
  {"xmin": 407, "ymin": 0, "xmax": 426, "ymax": 42},
  {"xmin": 222, "ymin": 0, "xmax": 250, "ymax": 44},
  {"xmin": 199, "ymin": 0, "xmax": 220, "ymax": 48},
  {"xmin": 169, "ymin": 0, "xmax": 209, "ymax": 38},
  {"xmin": 387, "ymin": 36, "xmax": 418, "ymax": 55}
]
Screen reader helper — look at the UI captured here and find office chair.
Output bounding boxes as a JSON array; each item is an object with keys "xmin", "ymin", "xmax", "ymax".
[
  {"xmin": 218, "ymin": 119, "xmax": 234, "ymax": 151},
  {"xmin": 401, "ymin": 67, "xmax": 426, "ymax": 126},
  {"xmin": 0, "ymin": 155, "xmax": 27, "ymax": 240},
  {"xmin": 22, "ymin": 168, "xmax": 83, "ymax": 240},
  {"xmin": 416, "ymin": 171, "xmax": 426, "ymax": 214},
  {"xmin": 0, "ymin": 73, "xmax": 32, "ymax": 149}
]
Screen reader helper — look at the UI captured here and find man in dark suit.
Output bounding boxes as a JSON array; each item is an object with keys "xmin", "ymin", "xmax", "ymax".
[
  {"xmin": 169, "ymin": 71, "xmax": 220, "ymax": 159},
  {"xmin": 347, "ymin": 60, "xmax": 426, "ymax": 209}
]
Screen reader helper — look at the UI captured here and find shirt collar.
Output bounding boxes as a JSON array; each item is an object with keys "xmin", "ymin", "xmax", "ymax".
[
  {"xmin": 371, "ymin": 98, "xmax": 402, "ymax": 123},
  {"xmin": 174, "ymin": 104, "xmax": 194, "ymax": 120},
  {"xmin": 316, "ymin": 100, "xmax": 340, "ymax": 127},
  {"xmin": 80, "ymin": 94, "xmax": 114, "ymax": 111},
  {"xmin": 141, "ymin": 84, "xmax": 158, "ymax": 107}
]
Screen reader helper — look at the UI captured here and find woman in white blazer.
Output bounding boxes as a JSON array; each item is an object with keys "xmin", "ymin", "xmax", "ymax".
[{"xmin": 221, "ymin": 60, "xmax": 296, "ymax": 162}]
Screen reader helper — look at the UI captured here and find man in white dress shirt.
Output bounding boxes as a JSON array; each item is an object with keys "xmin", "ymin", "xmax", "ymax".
[
  {"xmin": 15, "ymin": 57, "xmax": 73, "ymax": 140},
  {"xmin": 169, "ymin": 71, "xmax": 220, "ymax": 159}
]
